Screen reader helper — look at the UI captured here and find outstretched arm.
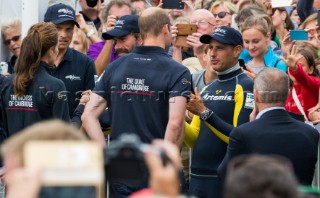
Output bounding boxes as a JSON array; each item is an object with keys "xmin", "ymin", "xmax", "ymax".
[{"xmin": 81, "ymin": 92, "xmax": 107, "ymax": 147}]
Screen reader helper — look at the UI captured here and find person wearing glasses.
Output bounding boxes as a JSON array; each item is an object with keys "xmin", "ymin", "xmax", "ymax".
[
  {"xmin": 1, "ymin": 18, "xmax": 21, "ymax": 75},
  {"xmin": 210, "ymin": 0, "xmax": 237, "ymax": 28},
  {"xmin": 171, "ymin": 9, "xmax": 215, "ymax": 66}
]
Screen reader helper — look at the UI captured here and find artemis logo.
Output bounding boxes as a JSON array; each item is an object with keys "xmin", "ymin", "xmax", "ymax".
[
  {"xmin": 66, "ymin": 75, "xmax": 81, "ymax": 81},
  {"xmin": 202, "ymin": 93, "xmax": 233, "ymax": 101}
]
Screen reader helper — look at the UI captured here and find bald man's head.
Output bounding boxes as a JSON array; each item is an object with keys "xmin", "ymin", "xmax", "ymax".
[
  {"xmin": 190, "ymin": 9, "xmax": 215, "ymax": 34},
  {"xmin": 191, "ymin": 9, "xmax": 214, "ymax": 19}
]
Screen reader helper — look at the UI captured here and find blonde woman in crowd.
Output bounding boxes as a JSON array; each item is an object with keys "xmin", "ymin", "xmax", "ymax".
[
  {"xmin": 210, "ymin": 0, "xmax": 237, "ymax": 27},
  {"xmin": 1, "ymin": 18, "xmax": 22, "ymax": 75},
  {"xmin": 299, "ymin": 13, "xmax": 320, "ymax": 50},
  {"xmin": 240, "ymin": 15, "xmax": 287, "ymax": 73},
  {"xmin": 70, "ymin": 27, "xmax": 90, "ymax": 54}
]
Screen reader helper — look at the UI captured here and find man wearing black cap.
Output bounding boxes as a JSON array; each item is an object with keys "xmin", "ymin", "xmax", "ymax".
[
  {"xmin": 44, "ymin": 3, "xmax": 97, "ymax": 117},
  {"xmin": 102, "ymin": 14, "xmax": 141, "ymax": 57},
  {"xmin": 186, "ymin": 26, "xmax": 254, "ymax": 198}
]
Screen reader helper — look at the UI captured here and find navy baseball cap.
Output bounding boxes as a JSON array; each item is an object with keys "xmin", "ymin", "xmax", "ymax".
[
  {"xmin": 44, "ymin": 3, "xmax": 80, "ymax": 28},
  {"xmin": 102, "ymin": 15, "xmax": 139, "ymax": 40},
  {"xmin": 200, "ymin": 26, "xmax": 243, "ymax": 46}
]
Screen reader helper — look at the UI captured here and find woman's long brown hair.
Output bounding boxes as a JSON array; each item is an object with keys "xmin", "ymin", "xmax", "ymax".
[{"xmin": 13, "ymin": 22, "xmax": 58, "ymax": 96}]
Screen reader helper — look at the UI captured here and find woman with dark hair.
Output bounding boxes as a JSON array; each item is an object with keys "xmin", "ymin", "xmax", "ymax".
[
  {"xmin": 0, "ymin": 22, "xmax": 70, "ymax": 137},
  {"xmin": 271, "ymin": 7, "xmax": 294, "ymax": 48},
  {"xmin": 289, "ymin": 6, "xmax": 301, "ymax": 27},
  {"xmin": 282, "ymin": 43, "xmax": 320, "ymax": 121}
]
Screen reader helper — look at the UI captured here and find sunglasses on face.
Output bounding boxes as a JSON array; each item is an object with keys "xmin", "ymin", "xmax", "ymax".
[
  {"xmin": 213, "ymin": 11, "xmax": 231, "ymax": 19},
  {"xmin": 3, "ymin": 35, "xmax": 20, "ymax": 46}
]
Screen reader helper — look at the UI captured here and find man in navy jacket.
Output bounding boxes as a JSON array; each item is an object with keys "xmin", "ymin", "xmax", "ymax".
[{"xmin": 218, "ymin": 68, "xmax": 319, "ymax": 185}]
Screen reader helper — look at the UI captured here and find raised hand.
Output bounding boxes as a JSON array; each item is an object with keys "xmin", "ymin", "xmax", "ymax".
[
  {"xmin": 304, "ymin": 26, "xmax": 320, "ymax": 49},
  {"xmin": 187, "ymin": 87, "xmax": 206, "ymax": 115},
  {"xmin": 186, "ymin": 32, "xmax": 205, "ymax": 57},
  {"xmin": 105, "ymin": 15, "xmax": 118, "ymax": 32},
  {"xmin": 280, "ymin": 44, "xmax": 302, "ymax": 71}
]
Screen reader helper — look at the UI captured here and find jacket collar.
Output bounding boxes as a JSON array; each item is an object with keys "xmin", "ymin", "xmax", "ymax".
[
  {"xmin": 63, "ymin": 48, "xmax": 73, "ymax": 62},
  {"xmin": 258, "ymin": 108, "xmax": 289, "ymax": 119}
]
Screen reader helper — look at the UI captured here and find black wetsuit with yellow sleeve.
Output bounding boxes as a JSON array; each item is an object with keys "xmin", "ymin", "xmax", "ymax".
[{"xmin": 190, "ymin": 66, "xmax": 253, "ymax": 198}]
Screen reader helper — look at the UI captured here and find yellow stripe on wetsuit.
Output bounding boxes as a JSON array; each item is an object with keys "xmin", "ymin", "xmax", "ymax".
[{"xmin": 184, "ymin": 84, "xmax": 244, "ymax": 147}]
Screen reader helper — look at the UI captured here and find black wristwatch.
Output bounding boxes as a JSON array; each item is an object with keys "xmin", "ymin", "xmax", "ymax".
[{"xmin": 200, "ymin": 108, "xmax": 213, "ymax": 121}]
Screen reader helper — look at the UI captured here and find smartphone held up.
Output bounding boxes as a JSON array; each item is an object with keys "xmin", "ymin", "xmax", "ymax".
[
  {"xmin": 289, "ymin": 30, "xmax": 308, "ymax": 41},
  {"xmin": 175, "ymin": 24, "xmax": 198, "ymax": 48},
  {"xmin": 162, "ymin": 0, "xmax": 184, "ymax": 9}
]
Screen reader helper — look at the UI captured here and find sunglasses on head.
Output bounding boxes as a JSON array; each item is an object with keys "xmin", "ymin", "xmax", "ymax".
[
  {"xmin": 3, "ymin": 35, "xmax": 20, "ymax": 46},
  {"xmin": 213, "ymin": 11, "xmax": 231, "ymax": 19}
]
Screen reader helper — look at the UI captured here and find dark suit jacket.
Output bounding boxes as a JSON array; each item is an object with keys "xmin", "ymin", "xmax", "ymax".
[{"xmin": 218, "ymin": 109, "xmax": 319, "ymax": 185}]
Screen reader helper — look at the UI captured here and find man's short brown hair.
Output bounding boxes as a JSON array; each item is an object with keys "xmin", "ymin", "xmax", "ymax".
[{"xmin": 139, "ymin": 7, "xmax": 171, "ymax": 40}]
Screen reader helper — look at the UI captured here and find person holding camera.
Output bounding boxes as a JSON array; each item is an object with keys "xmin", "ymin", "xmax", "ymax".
[
  {"xmin": 128, "ymin": 139, "xmax": 184, "ymax": 198},
  {"xmin": 79, "ymin": 0, "xmax": 104, "ymax": 30},
  {"xmin": 171, "ymin": 9, "xmax": 215, "ymax": 66}
]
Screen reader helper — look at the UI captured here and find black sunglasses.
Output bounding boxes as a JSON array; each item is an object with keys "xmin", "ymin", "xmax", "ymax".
[
  {"xmin": 3, "ymin": 35, "xmax": 20, "ymax": 45},
  {"xmin": 213, "ymin": 11, "xmax": 231, "ymax": 19}
]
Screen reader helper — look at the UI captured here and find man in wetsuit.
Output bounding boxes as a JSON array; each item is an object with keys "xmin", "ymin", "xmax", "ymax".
[{"xmin": 186, "ymin": 26, "xmax": 254, "ymax": 198}]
